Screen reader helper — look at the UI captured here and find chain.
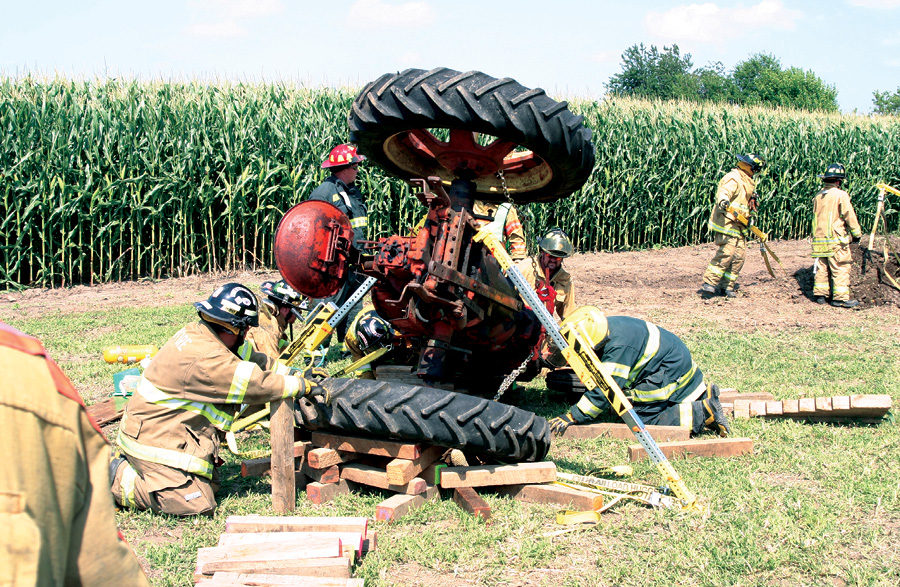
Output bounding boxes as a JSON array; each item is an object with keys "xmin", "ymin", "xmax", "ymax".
[
  {"xmin": 493, "ymin": 352, "xmax": 532, "ymax": 401},
  {"xmin": 495, "ymin": 169, "xmax": 543, "ymax": 284}
]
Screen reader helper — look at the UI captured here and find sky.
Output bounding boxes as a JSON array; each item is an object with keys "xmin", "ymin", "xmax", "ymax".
[{"xmin": 2, "ymin": 0, "xmax": 899, "ymax": 114}]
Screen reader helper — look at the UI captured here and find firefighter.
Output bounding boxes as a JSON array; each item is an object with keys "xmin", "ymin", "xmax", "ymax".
[
  {"xmin": 701, "ymin": 153, "xmax": 766, "ymax": 298},
  {"xmin": 344, "ymin": 304, "xmax": 402, "ymax": 379},
  {"xmin": 309, "ymin": 144, "xmax": 369, "ymax": 352},
  {"xmin": 473, "ymin": 200, "xmax": 527, "ymax": 260},
  {"xmin": 811, "ymin": 163, "xmax": 863, "ymax": 308},
  {"xmin": 519, "ymin": 227, "xmax": 576, "ymax": 320},
  {"xmin": 247, "ymin": 279, "xmax": 307, "ymax": 359},
  {"xmin": 544, "ymin": 306, "xmax": 730, "ymax": 437},
  {"xmin": 0, "ymin": 321, "xmax": 149, "ymax": 585},
  {"xmin": 110, "ymin": 283, "xmax": 325, "ymax": 516}
]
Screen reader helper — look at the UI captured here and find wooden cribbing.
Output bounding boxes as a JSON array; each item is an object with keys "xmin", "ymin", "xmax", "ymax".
[
  {"xmin": 194, "ymin": 554, "xmax": 351, "ymax": 582},
  {"xmin": 495, "ymin": 483, "xmax": 604, "ymax": 511},
  {"xmin": 240, "ymin": 442, "xmax": 310, "ymax": 478},
  {"xmin": 300, "ymin": 463, "xmax": 341, "ymax": 485},
  {"xmin": 306, "ymin": 480, "xmax": 351, "ymax": 505},
  {"xmin": 385, "ymin": 445, "xmax": 445, "ymax": 485},
  {"xmin": 733, "ymin": 395, "xmax": 891, "ymax": 422},
  {"xmin": 224, "ymin": 516, "xmax": 368, "ymax": 535},
  {"xmin": 85, "ymin": 396, "xmax": 128, "ymax": 426},
  {"xmin": 201, "ymin": 573, "xmax": 363, "ymax": 586},
  {"xmin": 452, "ymin": 487, "xmax": 491, "ymax": 521},
  {"xmin": 306, "ymin": 448, "xmax": 359, "ymax": 469},
  {"xmin": 339, "ymin": 463, "xmax": 428, "ymax": 495},
  {"xmin": 373, "ymin": 365, "xmax": 422, "ymax": 386},
  {"xmin": 628, "ymin": 437, "xmax": 754, "ymax": 462},
  {"xmin": 217, "ymin": 532, "xmax": 364, "ymax": 555},
  {"xmin": 311, "ymin": 432, "xmax": 422, "ymax": 459},
  {"xmin": 194, "ymin": 541, "xmax": 346, "ymax": 577},
  {"xmin": 437, "ymin": 462, "xmax": 557, "ymax": 488},
  {"xmin": 269, "ymin": 399, "xmax": 296, "ymax": 513},
  {"xmin": 375, "ymin": 485, "xmax": 439, "ymax": 522},
  {"xmin": 562, "ymin": 423, "xmax": 688, "ymax": 441}
]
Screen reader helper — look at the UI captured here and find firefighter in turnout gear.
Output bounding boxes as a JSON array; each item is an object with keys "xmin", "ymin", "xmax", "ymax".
[
  {"xmin": 519, "ymin": 227, "xmax": 576, "ymax": 320},
  {"xmin": 544, "ymin": 307, "xmax": 730, "ymax": 437},
  {"xmin": 0, "ymin": 322, "xmax": 150, "ymax": 586},
  {"xmin": 701, "ymin": 153, "xmax": 766, "ymax": 298},
  {"xmin": 110, "ymin": 283, "xmax": 325, "ymax": 516},
  {"xmin": 309, "ymin": 144, "xmax": 369, "ymax": 348},
  {"xmin": 811, "ymin": 164, "xmax": 863, "ymax": 308},
  {"xmin": 473, "ymin": 200, "xmax": 527, "ymax": 260},
  {"xmin": 247, "ymin": 279, "xmax": 307, "ymax": 359},
  {"xmin": 344, "ymin": 304, "xmax": 402, "ymax": 379}
]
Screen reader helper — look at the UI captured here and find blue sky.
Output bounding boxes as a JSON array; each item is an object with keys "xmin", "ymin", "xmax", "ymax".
[{"xmin": 2, "ymin": 0, "xmax": 898, "ymax": 113}]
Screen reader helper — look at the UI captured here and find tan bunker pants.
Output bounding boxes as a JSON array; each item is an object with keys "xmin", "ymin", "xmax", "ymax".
[{"xmin": 703, "ymin": 234, "xmax": 746, "ymax": 291}]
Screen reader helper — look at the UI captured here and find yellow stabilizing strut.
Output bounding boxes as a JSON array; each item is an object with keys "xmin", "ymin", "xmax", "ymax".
[
  {"xmin": 473, "ymin": 228, "xmax": 702, "ymax": 512},
  {"xmin": 334, "ymin": 347, "xmax": 390, "ymax": 378},
  {"xmin": 869, "ymin": 184, "xmax": 900, "ymax": 290},
  {"xmin": 726, "ymin": 206, "xmax": 783, "ymax": 277}
]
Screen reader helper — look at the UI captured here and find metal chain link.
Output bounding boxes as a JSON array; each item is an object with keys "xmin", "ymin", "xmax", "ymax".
[
  {"xmin": 492, "ymin": 352, "xmax": 532, "ymax": 402},
  {"xmin": 495, "ymin": 169, "xmax": 542, "ymax": 286}
]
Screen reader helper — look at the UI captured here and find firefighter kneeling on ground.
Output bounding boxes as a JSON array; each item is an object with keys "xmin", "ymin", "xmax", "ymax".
[
  {"xmin": 110, "ymin": 283, "xmax": 326, "ymax": 516},
  {"xmin": 544, "ymin": 306, "xmax": 730, "ymax": 437},
  {"xmin": 519, "ymin": 227, "xmax": 577, "ymax": 320},
  {"xmin": 344, "ymin": 304, "xmax": 405, "ymax": 380},
  {"xmin": 246, "ymin": 279, "xmax": 308, "ymax": 359}
]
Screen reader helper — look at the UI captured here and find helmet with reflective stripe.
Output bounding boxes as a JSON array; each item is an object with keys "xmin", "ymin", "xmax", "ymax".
[
  {"xmin": 818, "ymin": 163, "xmax": 845, "ymax": 181},
  {"xmin": 345, "ymin": 306, "xmax": 394, "ymax": 354},
  {"xmin": 322, "ymin": 144, "xmax": 366, "ymax": 169},
  {"xmin": 539, "ymin": 227, "xmax": 574, "ymax": 258},
  {"xmin": 559, "ymin": 305, "xmax": 608, "ymax": 346},
  {"xmin": 736, "ymin": 153, "xmax": 766, "ymax": 173},
  {"xmin": 194, "ymin": 283, "xmax": 259, "ymax": 334},
  {"xmin": 261, "ymin": 279, "xmax": 308, "ymax": 317}
]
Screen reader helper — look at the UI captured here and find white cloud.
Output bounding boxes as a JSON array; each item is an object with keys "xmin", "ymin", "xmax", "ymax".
[
  {"xmin": 346, "ymin": 0, "xmax": 436, "ymax": 30},
  {"xmin": 590, "ymin": 50, "xmax": 621, "ymax": 64},
  {"xmin": 847, "ymin": 0, "xmax": 900, "ymax": 8},
  {"xmin": 645, "ymin": 0, "xmax": 802, "ymax": 43},
  {"xmin": 185, "ymin": 0, "xmax": 285, "ymax": 39}
]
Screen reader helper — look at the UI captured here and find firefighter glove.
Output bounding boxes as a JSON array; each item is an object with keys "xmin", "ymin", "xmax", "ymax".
[
  {"xmin": 748, "ymin": 194, "xmax": 759, "ymax": 212},
  {"xmin": 303, "ymin": 366, "xmax": 330, "ymax": 380},
  {"xmin": 548, "ymin": 412, "xmax": 576, "ymax": 436},
  {"xmin": 302, "ymin": 378, "xmax": 330, "ymax": 403}
]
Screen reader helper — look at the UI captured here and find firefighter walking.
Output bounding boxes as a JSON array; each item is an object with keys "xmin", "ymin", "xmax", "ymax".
[
  {"xmin": 544, "ymin": 307, "xmax": 730, "ymax": 437},
  {"xmin": 110, "ymin": 283, "xmax": 324, "ymax": 516},
  {"xmin": 701, "ymin": 153, "xmax": 766, "ymax": 298},
  {"xmin": 811, "ymin": 164, "xmax": 863, "ymax": 308},
  {"xmin": 519, "ymin": 227, "xmax": 577, "ymax": 320}
]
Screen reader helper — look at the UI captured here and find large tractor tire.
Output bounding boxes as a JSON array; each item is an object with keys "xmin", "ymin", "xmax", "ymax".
[
  {"xmin": 349, "ymin": 67, "xmax": 595, "ymax": 204},
  {"xmin": 297, "ymin": 378, "xmax": 551, "ymax": 462}
]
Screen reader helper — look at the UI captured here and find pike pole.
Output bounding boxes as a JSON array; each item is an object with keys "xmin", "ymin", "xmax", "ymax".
[{"xmin": 473, "ymin": 228, "xmax": 702, "ymax": 511}]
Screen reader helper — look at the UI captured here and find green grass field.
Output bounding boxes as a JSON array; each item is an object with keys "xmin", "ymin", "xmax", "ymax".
[{"xmin": 3, "ymin": 292, "xmax": 898, "ymax": 587}]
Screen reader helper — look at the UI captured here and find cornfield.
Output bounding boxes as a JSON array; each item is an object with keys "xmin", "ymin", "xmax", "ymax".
[{"xmin": 2, "ymin": 78, "xmax": 899, "ymax": 288}]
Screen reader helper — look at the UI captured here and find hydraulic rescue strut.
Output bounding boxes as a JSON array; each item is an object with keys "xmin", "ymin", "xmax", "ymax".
[{"xmin": 473, "ymin": 228, "xmax": 702, "ymax": 511}]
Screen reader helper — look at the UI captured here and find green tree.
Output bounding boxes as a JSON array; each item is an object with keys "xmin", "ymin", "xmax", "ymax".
[
  {"xmin": 606, "ymin": 43, "xmax": 698, "ymax": 101},
  {"xmin": 872, "ymin": 87, "xmax": 900, "ymax": 115},
  {"xmin": 693, "ymin": 61, "xmax": 735, "ymax": 103},
  {"xmin": 731, "ymin": 53, "xmax": 839, "ymax": 112}
]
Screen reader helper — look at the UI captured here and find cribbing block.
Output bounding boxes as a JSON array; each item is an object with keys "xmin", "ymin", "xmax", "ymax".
[
  {"xmin": 375, "ymin": 485, "xmax": 439, "ymax": 522},
  {"xmin": 385, "ymin": 445, "xmax": 445, "ymax": 485},
  {"xmin": 306, "ymin": 448, "xmax": 359, "ymax": 469},
  {"xmin": 203, "ymin": 573, "xmax": 363, "ymax": 586},
  {"xmin": 437, "ymin": 462, "xmax": 557, "ymax": 488},
  {"xmin": 340, "ymin": 463, "xmax": 428, "ymax": 494},
  {"xmin": 452, "ymin": 487, "xmax": 491, "ymax": 521},
  {"xmin": 306, "ymin": 480, "xmax": 351, "ymax": 504},
  {"xmin": 562, "ymin": 423, "xmax": 688, "ymax": 442},
  {"xmin": 495, "ymin": 483, "xmax": 603, "ymax": 511},
  {"xmin": 300, "ymin": 462, "xmax": 341, "ymax": 484},
  {"xmin": 627, "ymin": 437, "xmax": 754, "ymax": 461},
  {"xmin": 224, "ymin": 515, "xmax": 367, "ymax": 535},
  {"xmin": 311, "ymin": 432, "xmax": 422, "ymax": 459}
]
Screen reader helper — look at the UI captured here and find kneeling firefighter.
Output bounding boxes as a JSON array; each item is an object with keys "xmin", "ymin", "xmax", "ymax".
[
  {"xmin": 545, "ymin": 306, "xmax": 730, "ymax": 437},
  {"xmin": 344, "ymin": 304, "xmax": 405, "ymax": 379},
  {"xmin": 110, "ymin": 283, "xmax": 325, "ymax": 516},
  {"xmin": 246, "ymin": 279, "xmax": 308, "ymax": 360}
]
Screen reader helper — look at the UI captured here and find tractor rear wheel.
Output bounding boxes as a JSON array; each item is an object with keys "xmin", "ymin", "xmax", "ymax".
[
  {"xmin": 349, "ymin": 67, "xmax": 595, "ymax": 204},
  {"xmin": 297, "ymin": 378, "xmax": 551, "ymax": 462}
]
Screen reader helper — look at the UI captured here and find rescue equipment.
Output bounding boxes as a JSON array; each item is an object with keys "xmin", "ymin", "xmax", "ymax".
[
  {"xmin": 103, "ymin": 344, "xmax": 158, "ymax": 364},
  {"xmin": 726, "ymin": 205, "xmax": 784, "ymax": 278},
  {"xmin": 865, "ymin": 183, "xmax": 900, "ymax": 290}
]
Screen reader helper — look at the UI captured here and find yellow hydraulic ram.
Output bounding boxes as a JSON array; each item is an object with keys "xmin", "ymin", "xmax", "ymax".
[{"xmin": 473, "ymin": 228, "xmax": 701, "ymax": 511}]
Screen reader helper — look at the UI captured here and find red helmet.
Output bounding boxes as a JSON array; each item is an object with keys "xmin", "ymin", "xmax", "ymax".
[{"xmin": 322, "ymin": 144, "xmax": 366, "ymax": 169}]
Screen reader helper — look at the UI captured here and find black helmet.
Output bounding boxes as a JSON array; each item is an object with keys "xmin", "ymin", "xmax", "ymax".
[
  {"xmin": 818, "ymin": 163, "xmax": 845, "ymax": 181},
  {"xmin": 348, "ymin": 311, "xmax": 393, "ymax": 354},
  {"xmin": 194, "ymin": 283, "xmax": 259, "ymax": 334},
  {"xmin": 736, "ymin": 153, "xmax": 766, "ymax": 173},
  {"xmin": 539, "ymin": 227, "xmax": 574, "ymax": 258},
  {"xmin": 261, "ymin": 280, "xmax": 307, "ymax": 318}
]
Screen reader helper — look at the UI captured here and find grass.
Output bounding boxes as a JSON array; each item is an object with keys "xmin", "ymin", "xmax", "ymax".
[{"xmin": 2, "ymin": 302, "xmax": 898, "ymax": 587}]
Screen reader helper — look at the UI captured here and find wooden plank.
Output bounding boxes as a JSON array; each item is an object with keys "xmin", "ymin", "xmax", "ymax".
[
  {"xmin": 270, "ymin": 399, "xmax": 296, "ymax": 513},
  {"xmin": 832, "ymin": 396, "xmax": 850, "ymax": 411},
  {"xmin": 217, "ymin": 532, "xmax": 364, "ymax": 555},
  {"xmin": 340, "ymin": 463, "xmax": 427, "ymax": 494},
  {"xmin": 628, "ymin": 437, "xmax": 754, "ymax": 462},
  {"xmin": 85, "ymin": 396, "xmax": 128, "ymax": 426},
  {"xmin": 206, "ymin": 573, "xmax": 363, "ymax": 586},
  {"xmin": 562, "ymin": 423, "xmax": 689, "ymax": 442},
  {"xmin": 196, "ymin": 541, "xmax": 346, "ymax": 577},
  {"xmin": 306, "ymin": 448, "xmax": 358, "ymax": 469},
  {"xmin": 718, "ymin": 391, "xmax": 774, "ymax": 404},
  {"xmin": 437, "ymin": 462, "xmax": 557, "ymax": 489},
  {"xmin": 299, "ymin": 462, "xmax": 341, "ymax": 485},
  {"xmin": 850, "ymin": 394, "xmax": 892, "ymax": 413},
  {"xmin": 363, "ymin": 531, "xmax": 376, "ymax": 553},
  {"xmin": 194, "ymin": 553, "xmax": 350, "ymax": 581},
  {"xmin": 385, "ymin": 445, "xmax": 445, "ymax": 485},
  {"xmin": 733, "ymin": 399, "xmax": 751, "ymax": 420},
  {"xmin": 375, "ymin": 485, "xmax": 439, "ymax": 522},
  {"xmin": 782, "ymin": 399, "xmax": 799, "ymax": 414},
  {"xmin": 452, "ymin": 487, "xmax": 491, "ymax": 521},
  {"xmin": 241, "ymin": 443, "xmax": 310, "ymax": 478},
  {"xmin": 306, "ymin": 480, "xmax": 351, "ymax": 505},
  {"xmin": 815, "ymin": 397, "xmax": 833, "ymax": 412},
  {"xmin": 374, "ymin": 365, "xmax": 421, "ymax": 386},
  {"xmin": 495, "ymin": 483, "xmax": 603, "ymax": 511},
  {"xmin": 799, "ymin": 398, "xmax": 816, "ymax": 413},
  {"xmin": 765, "ymin": 401, "xmax": 783, "ymax": 416},
  {"xmin": 224, "ymin": 515, "xmax": 367, "ymax": 535},
  {"xmin": 748, "ymin": 401, "xmax": 767, "ymax": 417},
  {"xmin": 311, "ymin": 432, "xmax": 422, "ymax": 460}
]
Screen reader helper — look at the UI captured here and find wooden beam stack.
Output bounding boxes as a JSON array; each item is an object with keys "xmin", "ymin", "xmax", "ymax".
[{"xmin": 733, "ymin": 394, "xmax": 891, "ymax": 423}]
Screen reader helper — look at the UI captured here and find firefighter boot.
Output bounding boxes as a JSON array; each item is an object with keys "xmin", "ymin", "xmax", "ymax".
[
  {"xmin": 698, "ymin": 384, "xmax": 730, "ymax": 437},
  {"xmin": 699, "ymin": 284, "xmax": 718, "ymax": 299},
  {"xmin": 831, "ymin": 299, "xmax": 859, "ymax": 309}
]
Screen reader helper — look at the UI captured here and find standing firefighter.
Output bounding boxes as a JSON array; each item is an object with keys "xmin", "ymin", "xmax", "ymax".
[
  {"xmin": 0, "ymin": 322, "xmax": 150, "ymax": 585},
  {"xmin": 701, "ymin": 153, "xmax": 766, "ymax": 298},
  {"xmin": 473, "ymin": 200, "xmax": 527, "ymax": 261},
  {"xmin": 309, "ymin": 144, "xmax": 369, "ymax": 352},
  {"xmin": 110, "ymin": 283, "xmax": 324, "ymax": 516},
  {"xmin": 544, "ymin": 307, "xmax": 730, "ymax": 437},
  {"xmin": 247, "ymin": 279, "xmax": 307, "ymax": 359},
  {"xmin": 519, "ymin": 227, "xmax": 577, "ymax": 320},
  {"xmin": 811, "ymin": 164, "xmax": 863, "ymax": 308}
]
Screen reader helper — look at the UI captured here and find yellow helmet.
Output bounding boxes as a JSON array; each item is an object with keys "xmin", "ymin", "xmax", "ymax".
[{"xmin": 547, "ymin": 305, "xmax": 608, "ymax": 367}]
